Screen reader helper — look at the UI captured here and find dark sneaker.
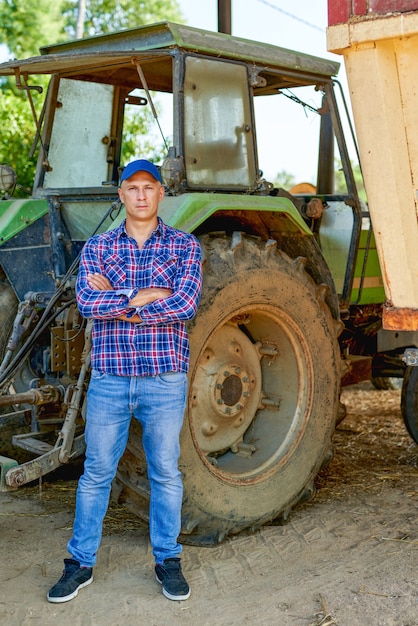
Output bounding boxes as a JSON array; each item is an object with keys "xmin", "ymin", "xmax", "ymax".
[
  {"xmin": 47, "ymin": 558, "xmax": 93, "ymax": 603},
  {"xmin": 155, "ymin": 558, "xmax": 190, "ymax": 601}
]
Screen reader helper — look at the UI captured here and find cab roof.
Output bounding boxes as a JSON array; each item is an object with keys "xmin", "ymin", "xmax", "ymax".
[{"xmin": 0, "ymin": 21, "xmax": 339, "ymax": 92}]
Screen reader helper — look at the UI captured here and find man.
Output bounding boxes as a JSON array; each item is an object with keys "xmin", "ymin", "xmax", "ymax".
[{"xmin": 47, "ymin": 159, "xmax": 202, "ymax": 604}]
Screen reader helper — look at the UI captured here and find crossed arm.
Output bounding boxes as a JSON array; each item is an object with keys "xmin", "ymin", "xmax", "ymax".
[
  {"xmin": 77, "ymin": 234, "xmax": 202, "ymax": 324},
  {"xmin": 87, "ymin": 273, "xmax": 172, "ymax": 323}
]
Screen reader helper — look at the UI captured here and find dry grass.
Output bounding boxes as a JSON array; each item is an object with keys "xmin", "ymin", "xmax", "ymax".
[{"xmin": 314, "ymin": 385, "xmax": 418, "ymax": 504}]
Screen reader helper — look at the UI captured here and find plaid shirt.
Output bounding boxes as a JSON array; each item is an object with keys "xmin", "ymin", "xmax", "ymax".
[{"xmin": 76, "ymin": 218, "xmax": 202, "ymax": 376}]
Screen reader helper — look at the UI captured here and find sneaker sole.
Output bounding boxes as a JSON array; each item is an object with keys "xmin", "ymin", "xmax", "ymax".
[
  {"xmin": 47, "ymin": 575, "xmax": 93, "ymax": 603},
  {"xmin": 156, "ymin": 574, "xmax": 190, "ymax": 601}
]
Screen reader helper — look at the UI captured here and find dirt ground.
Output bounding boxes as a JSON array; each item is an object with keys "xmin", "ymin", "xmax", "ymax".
[{"xmin": 1, "ymin": 383, "xmax": 417, "ymax": 626}]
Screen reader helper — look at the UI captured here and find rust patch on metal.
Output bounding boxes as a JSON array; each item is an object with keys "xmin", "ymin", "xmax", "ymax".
[
  {"xmin": 382, "ymin": 304, "xmax": 418, "ymax": 331},
  {"xmin": 341, "ymin": 355, "xmax": 372, "ymax": 387}
]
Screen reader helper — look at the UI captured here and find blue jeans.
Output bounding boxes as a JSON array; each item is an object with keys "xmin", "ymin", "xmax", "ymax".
[{"xmin": 67, "ymin": 370, "xmax": 187, "ymax": 567}]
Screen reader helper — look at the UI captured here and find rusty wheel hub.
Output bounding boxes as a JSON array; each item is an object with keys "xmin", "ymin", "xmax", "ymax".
[{"xmin": 191, "ymin": 323, "xmax": 262, "ymax": 454}]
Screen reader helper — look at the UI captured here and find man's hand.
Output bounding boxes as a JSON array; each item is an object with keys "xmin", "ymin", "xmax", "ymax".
[
  {"xmin": 129, "ymin": 287, "xmax": 172, "ymax": 307},
  {"xmin": 87, "ymin": 273, "xmax": 113, "ymax": 291}
]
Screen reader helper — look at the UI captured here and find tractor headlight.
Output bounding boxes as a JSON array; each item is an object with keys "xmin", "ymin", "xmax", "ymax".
[
  {"xmin": 0, "ymin": 164, "xmax": 17, "ymax": 198},
  {"xmin": 161, "ymin": 148, "xmax": 185, "ymax": 194}
]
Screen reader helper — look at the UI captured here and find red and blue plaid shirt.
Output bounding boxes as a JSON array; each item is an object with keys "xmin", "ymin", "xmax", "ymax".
[{"xmin": 76, "ymin": 218, "xmax": 202, "ymax": 376}]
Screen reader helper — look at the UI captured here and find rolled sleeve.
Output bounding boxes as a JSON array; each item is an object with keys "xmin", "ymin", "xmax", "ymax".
[{"xmin": 76, "ymin": 240, "xmax": 133, "ymax": 319}]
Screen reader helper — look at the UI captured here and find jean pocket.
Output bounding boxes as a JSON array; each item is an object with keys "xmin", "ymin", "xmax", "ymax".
[
  {"xmin": 90, "ymin": 369, "xmax": 108, "ymax": 381},
  {"xmin": 157, "ymin": 371, "xmax": 187, "ymax": 385}
]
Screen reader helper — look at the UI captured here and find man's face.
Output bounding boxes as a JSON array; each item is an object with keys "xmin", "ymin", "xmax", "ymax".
[{"xmin": 118, "ymin": 170, "xmax": 164, "ymax": 226}]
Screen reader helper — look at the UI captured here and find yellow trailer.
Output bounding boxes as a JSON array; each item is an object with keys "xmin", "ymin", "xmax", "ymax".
[{"xmin": 327, "ymin": 2, "xmax": 418, "ymax": 332}]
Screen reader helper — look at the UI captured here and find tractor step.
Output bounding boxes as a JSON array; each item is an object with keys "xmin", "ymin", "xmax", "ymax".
[
  {"xmin": 4, "ymin": 434, "xmax": 86, "ymax": 489},
  {"xmin": 12, "ymin": 433, "xmax": 54, "ymax": 455}
]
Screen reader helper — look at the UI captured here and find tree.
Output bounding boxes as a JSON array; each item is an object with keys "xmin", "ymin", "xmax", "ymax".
[
  {"xmin": 0, "ymin": 86, "xmax": 38, "ymax": 194},
  {"xmin": 0, "ymin": 0, "xmax": 183, "ymax": 196},
  {"xmin": 62, "ymin": 0, "xmax": 183, "ymax": 39},
  {"xmin": 76, "ymin": 0, "xmax": 87, "ymax": 39},
  {"xmin": 0, "ymin": 0, "xmax": 183, "ymax": 57},
  {"xmin": 122, "ymin": 101, "xmax": 170, "ymax": 165},
  {"xmin": 272, "ymin": 169, "xmax": 297, "ymax": 189},
  {"xmin": 0, "ymin": 0, "xmax": 66, "ymax": 58},
  {"xmin": 335, "ymin": 159, "xmax": 367, "ymax": 203}
]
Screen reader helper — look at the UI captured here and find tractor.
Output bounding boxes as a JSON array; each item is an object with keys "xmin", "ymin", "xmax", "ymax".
[{"xmin": 0, "ymin": 22, "xmax": 416, "ymax": 543}]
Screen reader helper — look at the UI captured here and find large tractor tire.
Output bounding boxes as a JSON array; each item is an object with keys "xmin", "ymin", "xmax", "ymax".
[
  {"xmin": 0, "ymin": 280, "xmax": 31, "ymax": 458},
  {"xmin": 115, "ymin": 233, "xmax": 342, "ymax": 544},
  {"xmin": 401, "ymin": 366, "xmax": 418, "ymax": 444}
]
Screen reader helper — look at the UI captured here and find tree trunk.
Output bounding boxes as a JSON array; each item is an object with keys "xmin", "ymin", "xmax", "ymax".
[{"xmin": 76, "ymin": 0, "xmax": 86, "ymax": 39}]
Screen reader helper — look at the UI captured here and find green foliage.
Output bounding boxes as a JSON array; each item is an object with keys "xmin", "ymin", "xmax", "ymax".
[
  {"xmin": 62, "ymin": 0, "xmax": 183, "ymax": 39},
  {"xmin": 0, "ymin": 0, "xmax": 183, "ymax": 56},
  {"xmin": 335, "ymin": 159, "xmax": 367, "ymax": 202},
  {"xmin": 272, "ymin": 169, "xmax": 297, "ymax": 189},
  {"xmin": 121, "ymin": 104, "xmax": 169, "ymax": 165},
  {"xmin": 0, "ymin": 0, "xmax": 66, "ymax": 57},
  {"xmin": 272, "ymin": 161, "xmax": 367, "ymax": 201},
  {"xmin": 0, "ymin": 87, "xmax": 42, "ymax": 195}
]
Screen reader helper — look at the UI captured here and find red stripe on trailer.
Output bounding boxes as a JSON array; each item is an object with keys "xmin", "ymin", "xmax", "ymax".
[{"xmin": 328, "ymin": 0, "xmax": 418, "ymax": 25}]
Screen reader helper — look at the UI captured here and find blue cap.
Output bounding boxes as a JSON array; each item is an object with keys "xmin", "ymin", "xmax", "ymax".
[{"xmin": 120, "ymin": 159, "xmax": 162, "ymax": 184}]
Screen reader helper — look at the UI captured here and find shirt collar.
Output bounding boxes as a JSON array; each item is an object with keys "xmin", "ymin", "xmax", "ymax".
[{"xmin": 117, "ymin": 216, "xmax": 166, "ymax": 240}]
